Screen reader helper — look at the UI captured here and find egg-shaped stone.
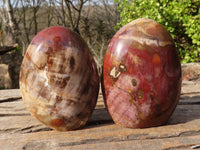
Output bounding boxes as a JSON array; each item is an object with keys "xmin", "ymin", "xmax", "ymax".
[
  {"xmin": 20, "ymin": 26, "xmax": 99, "ymax": 131},
  {"xmin": 102, "ymin": 18, "xmax": 181, "ymax": 128}
]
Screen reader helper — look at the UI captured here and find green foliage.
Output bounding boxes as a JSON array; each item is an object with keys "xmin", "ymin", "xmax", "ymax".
[
  {"xmin": 114, "ymin": 0, "xmax": 200, "ymax": 63},
  {"xmin": 0, "ymin": 86, "xmax": 5, "ymax": 90},
  {"xmin": 12, "ymin": 45, "xmax": 21, "ymax": 53}
]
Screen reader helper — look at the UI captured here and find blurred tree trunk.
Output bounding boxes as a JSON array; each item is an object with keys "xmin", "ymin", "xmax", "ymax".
[
  {"xmin": 33, "ymin": 7, "xmax": 38, "ymax": 35},
  {"xmin": 5, "ymin": 0, "xmax": 19, "ymax": 44},
  {"xmin": 49, "ymin": 0, "xmax": 67, "ymax": 26},
  {"xmin": 31, "ymin": 0, "xmax": 45, "ymax": 35},
  {"xmin": 46, "ymin": 2, "xmax": 54, "ymax": 27}
]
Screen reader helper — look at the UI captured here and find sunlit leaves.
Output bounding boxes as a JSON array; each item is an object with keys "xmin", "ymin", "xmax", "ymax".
[{"xmin": 114, "ymin": 0, "xmax": 200, "ymax": 63}]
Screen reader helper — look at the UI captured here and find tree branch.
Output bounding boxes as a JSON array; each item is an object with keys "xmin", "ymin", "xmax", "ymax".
[
  {"xmin": 64, "ymin": 0, "xmax": 75, "ymax": 30},
  {"xmin": 65, "ymin": 0, "xmax": 79, "ymax": 12}
]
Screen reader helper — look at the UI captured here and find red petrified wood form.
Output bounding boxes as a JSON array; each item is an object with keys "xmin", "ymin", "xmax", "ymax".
[
  {"xmin": 20, "ymin": 26, "xmax": 99, "ymax": 131},
  {"xmin": 102, "ymin": 18, "xmax": 182, "ymax": 128}
]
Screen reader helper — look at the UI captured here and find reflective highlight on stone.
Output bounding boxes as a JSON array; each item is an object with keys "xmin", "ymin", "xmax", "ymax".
[
  {"xmin": 20, "ymin": 26, "xmax": 99, "ymax": 131},
  {"xmin": 102, "ymin": 18, "xmax": 181, "ymax": 128}
]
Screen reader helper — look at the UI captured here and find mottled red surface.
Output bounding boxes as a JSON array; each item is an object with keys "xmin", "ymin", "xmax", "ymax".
[
  {"xmin": 102, "ymin": 18, "xmax": 181, "ymax": 128},
  {"xmin": 20, "ymin": 26, "xmax": 99, "ymax": 131}
]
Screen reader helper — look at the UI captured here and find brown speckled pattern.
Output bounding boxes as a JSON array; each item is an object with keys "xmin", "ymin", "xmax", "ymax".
[{"xmin": 20, "ymin": 26, "xmax": 99, "ymax": 131}]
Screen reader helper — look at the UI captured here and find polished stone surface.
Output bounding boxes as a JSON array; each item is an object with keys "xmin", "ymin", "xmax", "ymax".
[
  {"xmin": 102, "ymin": 18, "xmax": 182, "ymax": 128},
  {"xmin": 20, "ymin": 26, "xmax": 99, "ymax": 131}
]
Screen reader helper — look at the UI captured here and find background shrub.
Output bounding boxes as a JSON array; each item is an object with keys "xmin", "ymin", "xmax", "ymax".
[{"xmin": 114, "ymin": 0, "xmax": 200, "ymax": 63}]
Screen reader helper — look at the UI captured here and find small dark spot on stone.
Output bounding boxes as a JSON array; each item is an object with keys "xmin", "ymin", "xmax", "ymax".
[
  {"xmin": 60, "ymin": 76, "xmax": 70, "ymax": 88},
  {"xmin": 58, "ymin": 64, "xmax": 64, "ymax": 74},
  {"xmin": 47, "ymin": 56, "xmax": 54, "ymax": 68},
  {"xmin": 81, "ymin": 78, "xmax": 90, "ymax": 95},
  {"xmin": 46, "ymin": 47, "xmax": 53, "ymax": 54},
  {"xmin": 49, "ymin": 76, "xmax": 55, "ymax": 84},
  {"xmin": 150, "ymin": 92, "xmax": 159, "ymax": 104},
  {"xmin": 67, "ymin": 99, "xmax": 76, "ymax": 106},
  {"xmin": 56, "ymin": 95, "xmax": 63, "ymax": 102},
  {"xmin": 137, "ymin": 88, "xmax": 144, "ymax": 99},
  {"xmin": 70, "ymin": 56, "xmax": 75, "ymax": 71},
  {"xmin": 132, "ymin": 79, "xmax": 137, "ymax": 86}
]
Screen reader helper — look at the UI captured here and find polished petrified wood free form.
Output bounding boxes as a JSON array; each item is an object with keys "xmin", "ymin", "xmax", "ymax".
[
  {"xmin": 102, "ymin": 18, "xmax": 182, "ymax": 128},
  {"xmin": 20, "ymin": 26, "xmax": 99, "ymax": 131}
]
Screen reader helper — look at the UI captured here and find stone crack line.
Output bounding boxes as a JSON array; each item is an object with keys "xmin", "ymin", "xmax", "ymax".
[
  {"xmin": 14, "ymin": 125, "xmax": 52, "ymax": 134},
  {"xmin": 59, "ymin": 130, "xmax": 200, "ymax": 147},
  {"xmin": 0, "ymin": 97, "xmax": 22, "ymax": 103},
  {"xmin": 0, "ymin": 113, "xmax": 29, "ymax": 117}
]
